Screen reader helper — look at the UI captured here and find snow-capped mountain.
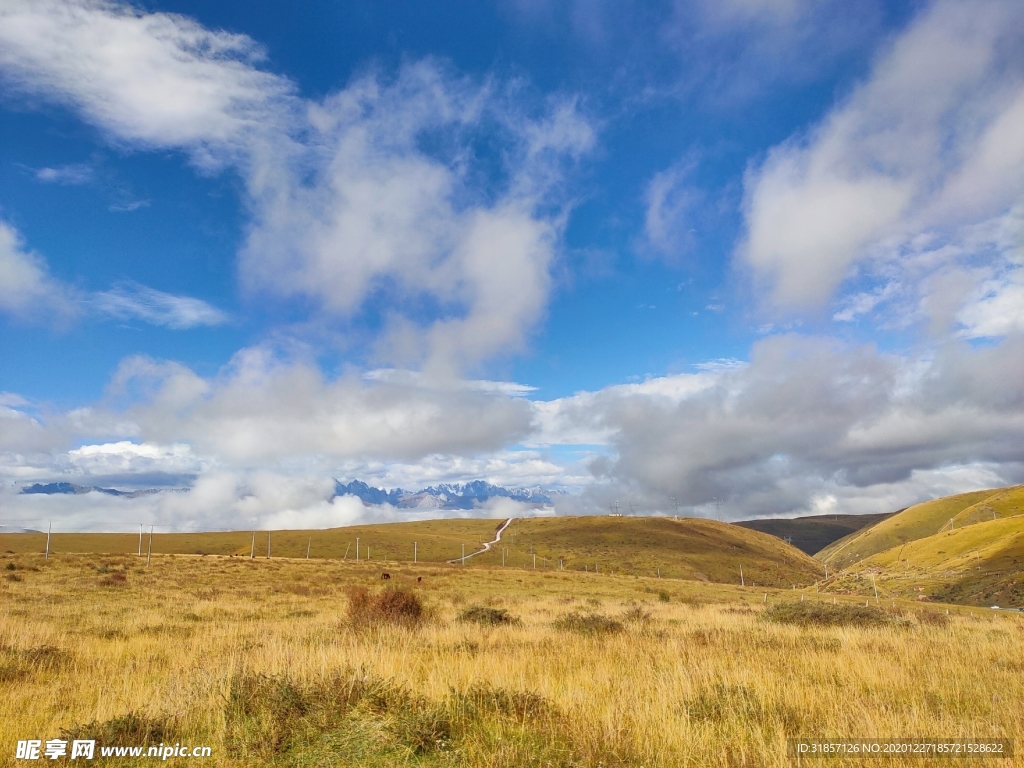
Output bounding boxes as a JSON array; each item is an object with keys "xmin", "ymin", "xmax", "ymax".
[
  {"xmin": 20, "ymin": 482, "xmax": 166, "ymax": 498},
  {"xmin": 333, "ymin": 479, "xmax": 556, "ymax": 510}
]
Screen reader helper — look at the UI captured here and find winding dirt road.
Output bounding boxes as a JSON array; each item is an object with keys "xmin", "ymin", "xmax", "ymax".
[{"xmin": 447, "ymin": 517, "xmax": 514, "ymax": 564}]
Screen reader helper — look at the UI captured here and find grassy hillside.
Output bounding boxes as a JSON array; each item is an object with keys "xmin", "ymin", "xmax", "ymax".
[
  {"xmin": 853, "ymin": 514, "xmax": 1024, "ymax": 607},
  {"xmin": 735, "ymin": 512, "xmax": 893, "ymax": 556},
  {"xmin": 0, "ymin": 515, "xmax": 824, "ymax": 588},
  {"xmin": 818, "ymin": 486, "xmax": 1024, "ymax": 568},
  {"xmin": 465, "ymin": 516, "xmax": 822, "ymax": 588}
]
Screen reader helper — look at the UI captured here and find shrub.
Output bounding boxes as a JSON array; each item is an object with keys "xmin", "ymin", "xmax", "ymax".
[
  {"xmin": 347, "ymin": 586, "xmax": 424, "ymax": 628},
  {"xmin": 762, "ymin": 601, "xmax": 903, "ymax": 628},
  {"xmin": 62, "ymin": 712, "xmax": 176, "ymax": 747},
  {"xmin": 621, "ymin": 605, "xmax": 652, "ymax": 624},
  {"xmin": 99, "ymin": 572, "xmax": 128, "ymax": 586},
  {"xmin": 683, "ymin": 683, "xmax": 803, "ymax": 734},
  {"xmin": 458, "ymin": 606, "xmax": 520, "ymax": 626},
  {"xmin": 552, "ymin": 612, "xmax": 624, "ymax": 636},
  {"xmin": 658, "ymin": 590, "xmax": 671, "ymax": 602}
]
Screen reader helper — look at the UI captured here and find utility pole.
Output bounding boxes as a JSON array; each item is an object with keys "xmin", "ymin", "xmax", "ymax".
[
  {"xmin": 45, "ymin": 521, "xmax": 51, "ymax": 560},
  {"xmin": 138, "ymin": 524, "xmax": 143, "ymax": 557}
]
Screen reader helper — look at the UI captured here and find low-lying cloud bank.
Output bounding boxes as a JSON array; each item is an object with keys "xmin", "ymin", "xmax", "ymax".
[{"xmin": 4, "ymin": 332, "xmax": 1023, "ymax": 531}]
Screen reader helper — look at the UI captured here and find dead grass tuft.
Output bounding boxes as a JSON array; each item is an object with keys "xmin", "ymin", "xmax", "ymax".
[{"xmin": 347, "ymin": 585, "xmax": 425, "ymax": 628}]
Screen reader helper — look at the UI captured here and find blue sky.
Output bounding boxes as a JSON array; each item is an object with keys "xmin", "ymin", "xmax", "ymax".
[{"xmin": 1, "ymin": 0, "xmax": 1023, "ymax": 531}]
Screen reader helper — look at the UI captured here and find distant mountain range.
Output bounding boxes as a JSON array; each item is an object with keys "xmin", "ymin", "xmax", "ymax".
[
  {"xmin": 20, "ymin": 482, "xmax": 165, "ymax": 499},
  {"xmin": 334, "ymin": 479, "xmax": 557, "ymax": 510}
]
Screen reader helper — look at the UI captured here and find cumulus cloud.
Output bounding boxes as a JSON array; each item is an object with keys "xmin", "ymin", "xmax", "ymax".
[
  {"xmin": 94, "ymin": 281, "xmax": 229, "ymax": 328},
  {"xmin": 541, "ymin": 333, "xmax": 1024, "ymax": 518},
  {"xmin": 741, "ymin": 0, "xmax": 1024, "ymax": 313},
  {"xmin": 102, "ymin": 348, "xmax": 534, "ymax": 463},
  {"xmin": 0, "ymin": 1, "xmax": 594, "ymax": 372},
  {"xmin": 0, "ymin": 0, "xmax": 296, "ymax": 165}
]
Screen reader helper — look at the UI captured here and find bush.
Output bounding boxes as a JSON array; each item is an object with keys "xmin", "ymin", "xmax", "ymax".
[
  {"xmin": 658, "ymin": 590, "xmax": 671, "ymax": 602},
  {"xmin": 347, "ymin": 586, "xmax": 424, "ymax": 628},
  {"xmin": 552, "ymin": 612, "xmax": 624, "ymax": 636},
  {"xmin": 762, "ymin": 601, "xmax": 903, "ymax": 628},
  {"xmin": 458, "ymin": 606, "xmax": 520, "ymax": 626},
  {"xmin": 62, "ymin": 712, "xmax": 176, "ymax": 747}
]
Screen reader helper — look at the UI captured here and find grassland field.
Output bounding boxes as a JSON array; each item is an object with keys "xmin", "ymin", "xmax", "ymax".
[
  {"xmin": 2, "ymin": 547, "xmax": 1023, "ymax": 768},
  {"xmin": 0, "ymin": 516, "xmax": 823, "ymax": 589}
]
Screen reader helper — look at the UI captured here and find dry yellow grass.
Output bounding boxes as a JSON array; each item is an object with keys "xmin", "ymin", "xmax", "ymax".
[{"xmin": 1, "ymin": 552, "xmax": 1022, "ymax": 767}]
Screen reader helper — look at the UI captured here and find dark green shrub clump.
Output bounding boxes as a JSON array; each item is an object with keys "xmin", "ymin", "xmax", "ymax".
[
  {"xmin": 458, "ymin": 605, "xmax": 520, "ymax": 626},
  {"xmin": 552, "ymin": 612, "xmax": 624, "ymax": 636},
  {"xmin": 762, "ymin": 601, "xmax": 903, "ymax": 628},
  {"xmin": 347, "ymin": 586, "xmax": 424, "ymax": 628},
  {"xmin": 62, "ymin": 712, "xmax": 177, "ymax": 747}
]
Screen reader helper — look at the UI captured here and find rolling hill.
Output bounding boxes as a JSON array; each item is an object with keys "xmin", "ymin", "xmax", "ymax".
[
  {"xmin": 735, "ymin": 512, "xmax": 893, "ymax": 555},
  {"xmin": 818, "ymin": 485, "xmax": 1024, "ymax": 569},
  {"xmin": 0, "ymin": 515, "xmax": 823, "ymax": 588}
]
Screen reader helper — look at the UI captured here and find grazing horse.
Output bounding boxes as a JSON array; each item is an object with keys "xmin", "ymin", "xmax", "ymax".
[{"xmin": 381, "ymin": 573, "xmax": 390, "ymax": 580}]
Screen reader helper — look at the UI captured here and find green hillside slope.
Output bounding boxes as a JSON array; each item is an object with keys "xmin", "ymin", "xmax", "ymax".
[{"xmin": 819, "ymin": 486, "xmax": 1024, "ymax": 568}]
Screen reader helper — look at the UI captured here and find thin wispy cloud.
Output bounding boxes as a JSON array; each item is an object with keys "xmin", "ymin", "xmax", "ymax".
[
  {"xmin": 35, "ymin": 163, "xmax": 93, "ymax": 185},
  {"xmin": 94, "ymin": 282, "xmax": 229, "ymax": 329}
]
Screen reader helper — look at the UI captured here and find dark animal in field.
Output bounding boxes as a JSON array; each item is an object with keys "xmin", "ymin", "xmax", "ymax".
[
  {"xmin": 381, "ymin": 573, "xmax": 390, "ymax": 580},
  {"xmin": 417, "ymin": 576, "xmax": 422, "ymax": 583}
]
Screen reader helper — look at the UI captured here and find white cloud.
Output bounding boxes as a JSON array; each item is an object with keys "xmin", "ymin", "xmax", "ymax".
[
  {"xmin": 642, "ymin": 159, "xmax": 699, "ymax": 259},
  {"xmin": 103, "ymin": 348, "xmax": 535, "ymax": 463},
  {"xmin": 0, "ymin": 218, "xmax": 229, "ymax": 330},
  {"xmin": 741, "ymin": 0, "xmax": 1024, "ymax": 312},
  {"xmin": 0, "ymin": 2, "xmax": 594, "ymax": 372},
  {"xmin": 94, "ymin": 281, "xmax": 229, "ymax": 329},
  {"xmin": 0, "ymin": 0, "xmax": 296, "ymax": 166},
  {"xmin": 35, "ymin": 163, "xmax": 93, "ymax": 184},
  {"xmin": 0, "ymin": 220, "xmax": 80, "ymax": 324}
]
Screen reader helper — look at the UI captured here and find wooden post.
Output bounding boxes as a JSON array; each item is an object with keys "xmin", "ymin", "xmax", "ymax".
[
  {"xmin": 356, "ymin": 537, "xmax": 360, "ymax": 562},
  {"xmin": 250, "ymin": 531, "xmax": 255, "ymax": 559},
  {"xmin": 45, "ymin": 521, "xmax": 51, "ymax": 560},
  {"xmin": 740, "ymin": 565, "xmax": 744, "ymax": 587},
  {"xmin": 267, "ymin": 532, "xmax": 271, "ymax": 559},
  {"xmin": 763, "ymin": 592, "xmax": 767, "ymax": 603},
  {"xmin": 147, "ymin": 526, "xmax": 153, "ymax": 567},
  {"xmin": 306, "ymin": 538, "xmax": 311, "ymax": 560},
  {"xmin": 502, "ymin": 548, "xmax": 506, "ymax": 567},
  {"xmin": 343, "ymin": 543, "xmax": 351, "ymax": 560},
  {"xmin": 533, "ymin": 553, "xmax": 536, "ymax": 569},
  {"xmin": 872, "ymin": 575, "xmax": 879, "ymax": 604},
  {"xmin": 138, "ymin": 524, "xmax": 143, "ymax": 557},
  {"xmin": 462, "ymin": 543, "xmax": 466, "ymax": 565},
  {"xmin": 414, "ymin": 541, "xmax": 417, "ymax": 563}
]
